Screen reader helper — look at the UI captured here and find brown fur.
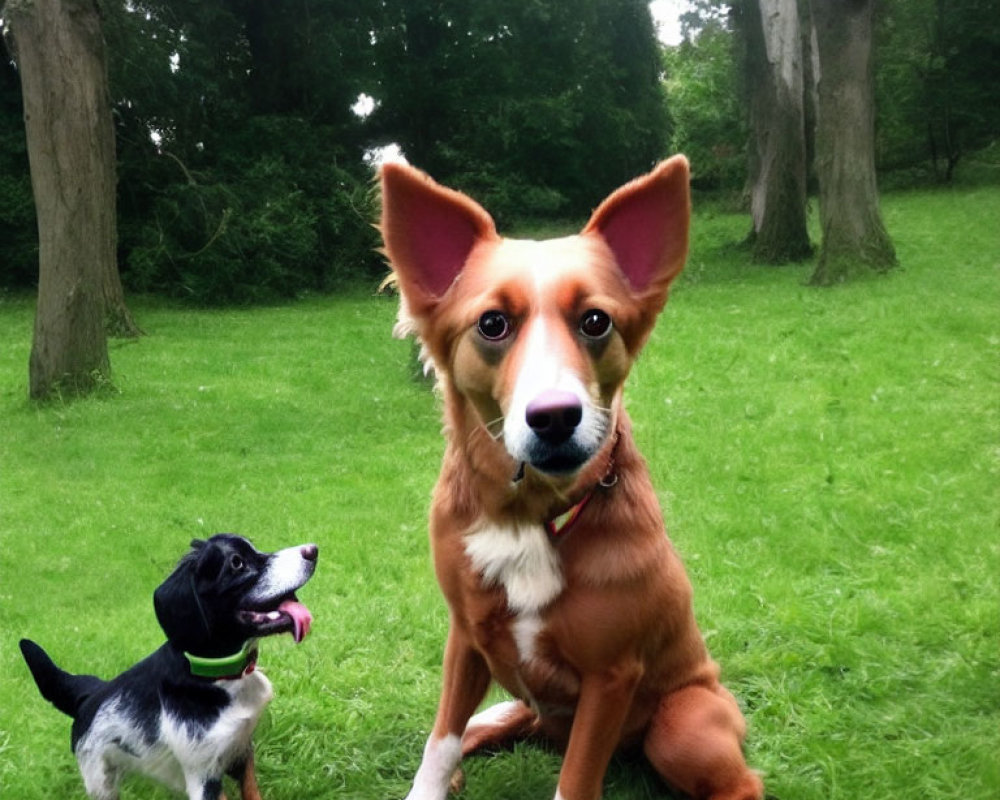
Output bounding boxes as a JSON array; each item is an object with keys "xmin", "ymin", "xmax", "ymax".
[{"xmin": 382, "ymin": 157, "xmax": 763, "ymax": 800}]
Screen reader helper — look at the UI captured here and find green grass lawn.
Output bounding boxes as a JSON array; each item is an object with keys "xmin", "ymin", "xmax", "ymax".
[{"xmin": 1, "ymin": 184, "xmax": 997, "ymax": 799}]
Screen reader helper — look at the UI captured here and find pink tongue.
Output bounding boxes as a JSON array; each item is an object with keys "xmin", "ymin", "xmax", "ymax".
[{"xmin": 279, "ymin": 600, "xmax": 313, "ymax": 643}]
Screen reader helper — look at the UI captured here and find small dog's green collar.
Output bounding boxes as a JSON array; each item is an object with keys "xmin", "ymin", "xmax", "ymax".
[{"xmin": 184, "ymin": 640, "xmax": 258, "ymax": 680}]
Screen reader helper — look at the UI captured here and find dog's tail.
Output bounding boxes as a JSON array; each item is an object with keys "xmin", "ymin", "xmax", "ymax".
[{"xmin": 19, "ymin": 639, "xmax": 105, "ymax": 719}]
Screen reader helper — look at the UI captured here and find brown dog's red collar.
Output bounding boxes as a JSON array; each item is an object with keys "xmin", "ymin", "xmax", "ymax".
[
  {"xmin": 545, "ymin": 435, "xmax": 619, "ymax": 540},
  {"xmin": 545, "ymin": 492, "xmax": 593, "ymax": 539}
]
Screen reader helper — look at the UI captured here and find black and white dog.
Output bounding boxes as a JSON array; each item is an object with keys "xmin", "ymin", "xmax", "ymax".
[{"xmin": 20, "ymin": 534, "xmax": 318, "ymax": 800}]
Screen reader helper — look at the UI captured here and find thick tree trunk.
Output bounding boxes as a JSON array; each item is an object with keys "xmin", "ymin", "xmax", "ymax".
[
  {"xmin": 744, "ymin": 0, "xmax": 811, "ymax": 263},
  {"xmin": 809, "ymin": 0, "xmax": 896, "ymax": 284},
  {"xmin": 5, "ymin": 0, "xmax": 131, "ymax": 398}
]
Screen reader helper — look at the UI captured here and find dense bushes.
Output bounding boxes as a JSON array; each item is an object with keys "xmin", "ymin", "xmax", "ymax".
[{"xmin": 119, "ymin": 147, "xmax": 380, "ymax": 304}]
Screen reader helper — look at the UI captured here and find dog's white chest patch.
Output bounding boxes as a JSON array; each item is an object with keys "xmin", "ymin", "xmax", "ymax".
[
  {"xmin": 159, "ymin": 671, "xmax": 274, "ymax": 782},
  {"xmin": 464, "ymin": 521, "xmax": 564, "ymax": 616}
]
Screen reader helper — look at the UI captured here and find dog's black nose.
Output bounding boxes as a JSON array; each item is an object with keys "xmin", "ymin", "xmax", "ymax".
[
  {"xmin": 300, "ymin": 544, "xmax": 318, "ymax": 561},
  {"xmin": 526, "ymin": 390, "xmax": 583, "ymax": 445}
]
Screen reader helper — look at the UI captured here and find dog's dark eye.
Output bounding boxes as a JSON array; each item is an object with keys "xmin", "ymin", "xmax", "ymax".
[
  {"xmin": 477, "ymin": 310, "xmax": 511, "ymax": 341},
  {"xmin": 580, "ymin": 309, "xmax": 612, "ymax": 339},
  {"xmin": 229, "ymin": 555, "xmax": 245, "ymax": 571}
]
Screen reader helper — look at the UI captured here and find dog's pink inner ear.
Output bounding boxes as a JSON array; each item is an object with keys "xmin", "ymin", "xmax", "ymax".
[
  {"xmin": 584, "ymin": 156, "xmax": 690, "ymax": 293},
  {"xmin": 381, "ymin": 164, "xmax": 497, "ymax": 299}
]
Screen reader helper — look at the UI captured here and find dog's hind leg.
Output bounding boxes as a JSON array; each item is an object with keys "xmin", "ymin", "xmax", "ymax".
[
  {"xmin": 461, "ymin": 699, "xmax": 539, "ymax": 756},
  {"xmin": 79, "ymin": 753, "xmax": 121, "ymax": 800},
  {"xmin": 230, "ymin": 750, "xmax": 262, "ymax": 800},
  {"xmin": 643, "ymin": 682, "xmax": 764, "ymax": 800}
]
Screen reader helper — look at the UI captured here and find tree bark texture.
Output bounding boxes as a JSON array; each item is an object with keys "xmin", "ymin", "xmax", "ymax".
[
  {"xmin": 744, "ymin": 0, "xmax": 811, "ymax": 263},
  {"xmin": 809, "ymin": 0, "xmax": 896, "ymax": 284},
  {"xmin": 6, "ymin": 0, "xmax": 121, "ymax": 398}
]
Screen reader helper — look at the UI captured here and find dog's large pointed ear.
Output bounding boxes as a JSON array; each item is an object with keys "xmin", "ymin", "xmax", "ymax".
[
  {"xmin": 583, "ymin": 156, "xmax": 690, "ymax": 309},
  {"xmin": 380, "ymin": 163, "xmax": 499, "ymax": 318}
]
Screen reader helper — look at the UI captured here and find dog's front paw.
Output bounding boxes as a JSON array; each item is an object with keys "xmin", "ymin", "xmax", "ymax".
[
  {"xmin": 401, "ymin": 775, "xmax": 453, "ymax": 800},
  {"xmin": 402, "ymin": 787, "xmax": 449, "ymax": 800},
  {"xmin": 402, "ymin": 733, "xmax": 463, "ymax": 800}
]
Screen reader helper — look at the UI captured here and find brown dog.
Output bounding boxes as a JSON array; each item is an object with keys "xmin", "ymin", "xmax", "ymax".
[{"xmin": 381, "ymin": 156, "xmax": 763, "ymax": 800}]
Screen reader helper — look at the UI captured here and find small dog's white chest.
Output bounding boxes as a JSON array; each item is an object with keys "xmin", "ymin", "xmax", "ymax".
[
  {"xmin": 159, "ymin": 671, "xmax": 274, "ymax": 779},
  {"xmin": 464, "ymin": 521, "xmax": 564, "ymax": 617},
  {"xmin": 210, "ymin": 670, "xmax": 274, "ymax": 743}
]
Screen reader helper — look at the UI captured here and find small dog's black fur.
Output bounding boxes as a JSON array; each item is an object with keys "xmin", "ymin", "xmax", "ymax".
[{"xmin": 20, "ymin": 533, "xmax": 317, "ymax": 800}]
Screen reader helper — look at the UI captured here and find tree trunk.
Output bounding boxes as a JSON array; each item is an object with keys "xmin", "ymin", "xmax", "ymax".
[
  {"xmin": 743, "ymin": 0, "xmax": 811, "ymax": 263},
  {"xmin": 808, "ymin": 0, "xmax": 896, "ymax": 284},
  {"xmin": 5, "ymin": 0, "xmax": 131, "ymax": 399}
]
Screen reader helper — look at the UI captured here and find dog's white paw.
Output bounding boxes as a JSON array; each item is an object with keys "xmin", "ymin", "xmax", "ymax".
[{"xmin": 404, "ymin": 733, "xmax": 461, "ymax": 800}]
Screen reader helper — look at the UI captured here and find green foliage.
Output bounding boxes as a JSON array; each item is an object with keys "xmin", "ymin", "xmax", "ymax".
[
  {"xmin": 368, "ymin": 0, "xmax": 668, "ymax": 224},
  {"xmin": 103, "ymin": 0, "xmax": 665, "ymax": 294},
  {"xmin": 2, "ymin": 0, "xmax": 998, "ymax": 296},
  {"xmin": 102, "ymin": 0, "xmax": 382, "ymax": 303},
  {"xmin": 662, "ymin": 17, "xmax": 745, "ymax": 192},
  {"xmin": 0, "ymin": 57, "xmax": 36, "ymax": 288},
  {"xmin": 445, "ymin": 161, "xmax": 570, "ymax": 228},
  {"xmin": 877, "ymin": 0, "xmax": 1000, "ymax": 180},
  {"xmin": 1, "ymin": 186, "xmax": 998, "ymax": 798},
  {"xmin": 121, "ymin": 142, "xmax": 379, "ymax": 304},
  {"xmin": 125, "ymin": 163, "xmax": 315, "ymax": 303}
]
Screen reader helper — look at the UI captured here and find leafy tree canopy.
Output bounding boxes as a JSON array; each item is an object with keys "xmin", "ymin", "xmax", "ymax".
[
  {"xmin": 2, "ymin": 0, "xmax": 668, "ymax": 299},
  {"xmin": 876, "ymin": 0, "xmax": 1000, "ymax": 180},
  {"xmin": 1, "ymin": 0, "xmax": 997, "ymax": 300},
  {"xmin": 662, "ymin": 14, "xmax": 744, "ymax": 191},
  {"xmin": 366, "ymin": 0, "xmax": 667, "ymax": 224}
]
